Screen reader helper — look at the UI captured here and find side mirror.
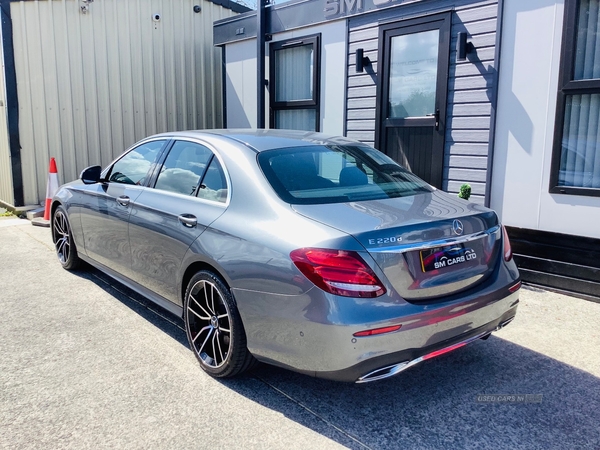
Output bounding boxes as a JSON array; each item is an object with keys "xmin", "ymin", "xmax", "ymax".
[{"xmin": 80, "ymin": 165, "xmax": 102, "ymax": 184}]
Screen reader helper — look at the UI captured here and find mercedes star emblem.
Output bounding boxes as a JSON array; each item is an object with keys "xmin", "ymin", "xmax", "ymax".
[{"xmin": 452, "ymin": 219, "xmax": 464, "ymax": 236}]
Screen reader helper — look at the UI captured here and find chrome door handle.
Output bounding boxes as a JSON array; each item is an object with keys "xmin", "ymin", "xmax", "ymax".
[
  {"xmin": 178, "ymin": 214, "xmax": 197, "ymax": 228},
  {"xmin": 116, "ymin": 195, "xmax": 130, "ymax": 206}
]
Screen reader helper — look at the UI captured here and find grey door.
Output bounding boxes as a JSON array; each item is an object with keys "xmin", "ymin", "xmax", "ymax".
[
  {"xmin": 128, "ymin": 140, "xmax": 228, "ymax": 304},
  {"xmin": 376, "ymin": 13, "xmax": 451, "ymax": 189},
  {"xmin": 80, "ymin": 139, "xmax": 167, "ymax": 278}
]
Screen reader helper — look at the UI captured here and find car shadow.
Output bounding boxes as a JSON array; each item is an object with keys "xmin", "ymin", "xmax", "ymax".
[
  {"xmin": 222, "ymin": 336, "xmax": 600, "ymax": 449},
  {"xmin": 73, "ymin": 265, "xmax": 600, "ymax": 449},
  {"xmin": 72, "ymin": 264, "xmax": 189, "ymax": 347}
]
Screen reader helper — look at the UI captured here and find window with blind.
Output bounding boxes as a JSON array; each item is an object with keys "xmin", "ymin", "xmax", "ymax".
[
  {"xmin": 269, "ymin": 35, "xmax": 320, "ymax": 132},
  {"xmin": 551, "ymin": 0, "xmax": 600, "ymax": 196}
]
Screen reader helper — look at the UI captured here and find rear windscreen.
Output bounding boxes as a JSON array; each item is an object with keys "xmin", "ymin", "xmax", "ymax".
[{"xmin": 258, "ymin": 144, "xmax": 433, "ymax": 204}]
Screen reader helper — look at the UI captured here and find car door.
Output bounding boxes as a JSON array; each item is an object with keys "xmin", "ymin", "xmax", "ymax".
[
  {"xmin": 128, "ymin": 139, "xmax": 229, "ymax": 304},
  {"xmin": 79, "ymin": 139, "xmax": 168, "ymax": 278}
]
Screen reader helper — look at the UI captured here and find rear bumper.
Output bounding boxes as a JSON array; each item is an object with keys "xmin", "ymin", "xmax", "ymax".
[
  {"xmin": 320, "ymin": 307, "xmax": 517, "ymax": 383},
  {"xmin": 234, "ymin": 278, "xmax": 520, "ymax": 382}
]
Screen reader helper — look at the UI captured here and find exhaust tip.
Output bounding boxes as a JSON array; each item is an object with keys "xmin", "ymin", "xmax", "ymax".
[
  {"xmin": 356, "ymin": 329, "xmax": 492, "ymax": 383},
  {"xmin": 356, "ymin": 362, "xmax": 410, "ymax": 383},
  {"xmin": 495, "ymin": 316, "xmax": 515, "ymax": 331}
]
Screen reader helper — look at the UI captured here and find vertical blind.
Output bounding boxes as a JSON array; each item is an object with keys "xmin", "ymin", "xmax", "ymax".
[
  {"xmin": 274, "ymin": 45, "xmax": 314, "ymax": 102},
  {"xmin": 275, "ymin": 109, "xmax": 316, "ymax": 131},
  {"xmin": 273, "ymin": 43, "xmax": 317, "ymax": 131},
  {"xmin": 559, "ymin": 0, "xmax": 600, "ymax": 188}
]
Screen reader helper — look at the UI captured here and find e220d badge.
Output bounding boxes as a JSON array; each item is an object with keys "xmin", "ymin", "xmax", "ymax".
[{"xmin": 368, "ymin": 236, "xmax": 403, "ymax": 245}]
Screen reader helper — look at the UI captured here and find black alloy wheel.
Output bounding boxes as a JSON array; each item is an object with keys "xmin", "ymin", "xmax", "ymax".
[
  {"xmin": 184, "ymin": 270, "xmax": 256, "ymax": 378},
  {"xmin": 51, "ymin": 205, "xmax": 81, "ymax": 271}
]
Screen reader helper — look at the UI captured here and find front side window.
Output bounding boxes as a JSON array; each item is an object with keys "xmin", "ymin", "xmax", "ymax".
[
  {"xmin": 258, "ymin": 145, "xmax": 433, "ymax": 205},
  {"xmin": 107, "ymin": 140, "xmax": 166, "ymax": 185},
  {"xmin": 270, "ymin": 35, "xmax": 320, "ymax": 131},
  {"xmin": 551, "ymin": 0, "xmax": 600, "ymax": 195}
]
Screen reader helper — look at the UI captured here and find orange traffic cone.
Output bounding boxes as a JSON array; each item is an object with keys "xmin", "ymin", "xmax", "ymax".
[
  {"xmin": 33, "ymin": 158, "xmax": 60, "ymax": 227},
  {"xmin": 31, "ymin": 158, "xmax": 58, "ymax": 227},
  {"xmin": 43, "ymin": 158, "xmax": 59, "ymax": 221}
]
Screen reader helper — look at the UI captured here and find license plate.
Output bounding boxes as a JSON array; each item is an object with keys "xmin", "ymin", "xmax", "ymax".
[{"xmin": 420, "ymin": 243, "xmax": 478, "ymax": 272}]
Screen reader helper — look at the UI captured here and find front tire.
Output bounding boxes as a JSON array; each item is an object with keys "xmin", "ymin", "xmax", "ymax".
[
  {"xmin": 51, "ymin": 205, "xmax": 81, "ymax": 271},
  {"xmin": 184, "ymin": 271, "xmax": 256, "ymax": 378}
]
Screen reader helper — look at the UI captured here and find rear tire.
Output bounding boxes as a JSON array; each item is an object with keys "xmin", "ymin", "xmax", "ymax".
[
  {"xmin": 183, "ymin": 270, "xmax": 257, "ymax": 378},
  {"xmin": 51, "ymin": 205, "xmax": 81, "ymax": 271}
]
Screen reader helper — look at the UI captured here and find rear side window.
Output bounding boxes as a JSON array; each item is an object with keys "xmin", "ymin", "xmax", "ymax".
[
  {"xmin": 155, "ymin": 141, "xmax": 213, "ymax": 195},
  {"xmin": 258, "ymin": 145, "xmax": 433, "ymax": 204},
  {"xmin": 108, "ymin": 140, "xmax": 166, "ymax": 185},
  {"xmin": 197, "ymin": 157, "xmax": 228, "ymax": 203}
]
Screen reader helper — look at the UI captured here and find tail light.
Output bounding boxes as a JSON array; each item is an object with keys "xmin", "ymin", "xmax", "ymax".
[
  {"xmin": 290, "ymin": 248, "xmax": 386, "ymax": 298},
  {"xmin": 502, "ymin": 226, "xmax": 513, "ymax": 261}
]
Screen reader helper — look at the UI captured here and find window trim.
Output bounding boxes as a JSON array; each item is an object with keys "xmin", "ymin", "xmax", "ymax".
[
  {"xmin": 269, "ymin": 33, "xmax": 321, "ymax": 132},
  {"xmin": 151, "ymin": 140, "xmax": 214, "ymax": 197},
  {"xmin": 550, "ymin": 0, "xmax": 600, "ymax": 197},
  {"xmin": 150, "ymin": 137, "xmax": 232, "ymax": 206},
  {"xmin": 101, "ymin": 138, "xmax": 171, "ymax": 186}
]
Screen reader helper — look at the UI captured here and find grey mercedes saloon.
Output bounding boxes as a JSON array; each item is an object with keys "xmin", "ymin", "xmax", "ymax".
[{"xmin": 51, "ymin": 130, "xmax": 520, "ymax": 383}]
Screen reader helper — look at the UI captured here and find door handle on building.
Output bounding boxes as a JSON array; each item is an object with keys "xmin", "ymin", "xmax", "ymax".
[{"xmin": 427, "ymin": 109, "xmax": 440, "ymax": 130}]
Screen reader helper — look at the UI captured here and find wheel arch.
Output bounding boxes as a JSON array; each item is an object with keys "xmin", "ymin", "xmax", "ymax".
[
  {"xmin": 50, "ymin": 199, "xmax": 62, "ymax": 217},
  {"xmin": 179, "ymin": 259, "xmax": 234, "ymax": 313},
  {"xmin": 49, "ymin": 200, "xmax": 64, "ymax": 242}
]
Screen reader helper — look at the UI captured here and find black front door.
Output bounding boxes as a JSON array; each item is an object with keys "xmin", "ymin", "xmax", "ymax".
[{"xmin": 376, "ymin": 13, "xmax": 451, "ymax": 189}]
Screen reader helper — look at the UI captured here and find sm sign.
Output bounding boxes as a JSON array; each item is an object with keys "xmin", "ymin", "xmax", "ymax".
[{"xmin": 324, "ymin": 0, "xmax": 400, "ymax": 18}]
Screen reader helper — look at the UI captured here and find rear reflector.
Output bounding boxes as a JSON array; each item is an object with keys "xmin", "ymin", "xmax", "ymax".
[
  {"xmin": 353, "ymin": 325, "xmax": 402, "ymax": 337},
  {"xmin": 509, "ymin": 281, "xmax": 521, "ymax": 293},
  {"xmin": 290, "ymin": 248, "xmax": 386, "ymax": 298},
  {"xmin": 422, "ymin": 342, "xmax": 466, "ymax": 360}
]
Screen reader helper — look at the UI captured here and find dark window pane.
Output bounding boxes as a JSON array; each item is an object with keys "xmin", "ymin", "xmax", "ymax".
[
  {"xmin": 108, "ymin": 140, "xmax": 165, "ymax": 185},
  {"xmin": 271, "ymin": 35, "xmax": 320, "ymax": 132},
  {"xmin": 574, "ymin": 0, "xmax": 600, "ymax": 80},
  {"xmin": 197, "ymin": 157, "xmax": 228, "ymax": 203},
  {"xmin": 274, "ymin": 45, "xmax": 314, "ymax": 102},
  {"xmin": 155, "ymin": 141, "xmax": 213, "ymax": 195},
  {"xmin": 388, "ymin": 30, "xmax": 439, "ymax": 118},
  {"xmin": 558, "ymin": 94, "xmax": 600, "ymax": 188},
  {"xmin": 258, "ymin": 145, "xmax": 433, "ymax": 204},
  {"xmin": 274, "ymin": 109, "xmax": 316, "ymax": 131}
]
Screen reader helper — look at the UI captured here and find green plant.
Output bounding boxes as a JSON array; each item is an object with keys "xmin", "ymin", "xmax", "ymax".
[
  {"xmin": 458, "ymin": 183, "xmax": 472, "ymax": 201},
  {"xmin": 0, "ymin": 208, "xmax": 15, "ymax": 217}
]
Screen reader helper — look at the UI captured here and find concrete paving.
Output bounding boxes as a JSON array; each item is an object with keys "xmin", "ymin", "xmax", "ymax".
[{"xmin": 0, "ymin": 221, "xmax": 599, "ymax": 449}]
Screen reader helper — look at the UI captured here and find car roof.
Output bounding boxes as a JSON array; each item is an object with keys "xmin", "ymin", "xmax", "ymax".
[{"xmin": 151, "ymin": 129, "xmax": 363, "ymax": 152}]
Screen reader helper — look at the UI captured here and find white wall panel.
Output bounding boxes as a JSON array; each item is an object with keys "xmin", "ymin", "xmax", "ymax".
[
  {"xmin": 225, "ymin": 39, "xmax": 257, "ymax": 128},
  {"xmin": 11, "ymin": 0, "xmax": 238, "ymax": 205},
  {"xmin": 225, "ymin": 20, "xmax": 347, "ymax": 135},
  {"xmin": 491, "ymin": 0, "xmax": 600, "ymax": 239}
]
